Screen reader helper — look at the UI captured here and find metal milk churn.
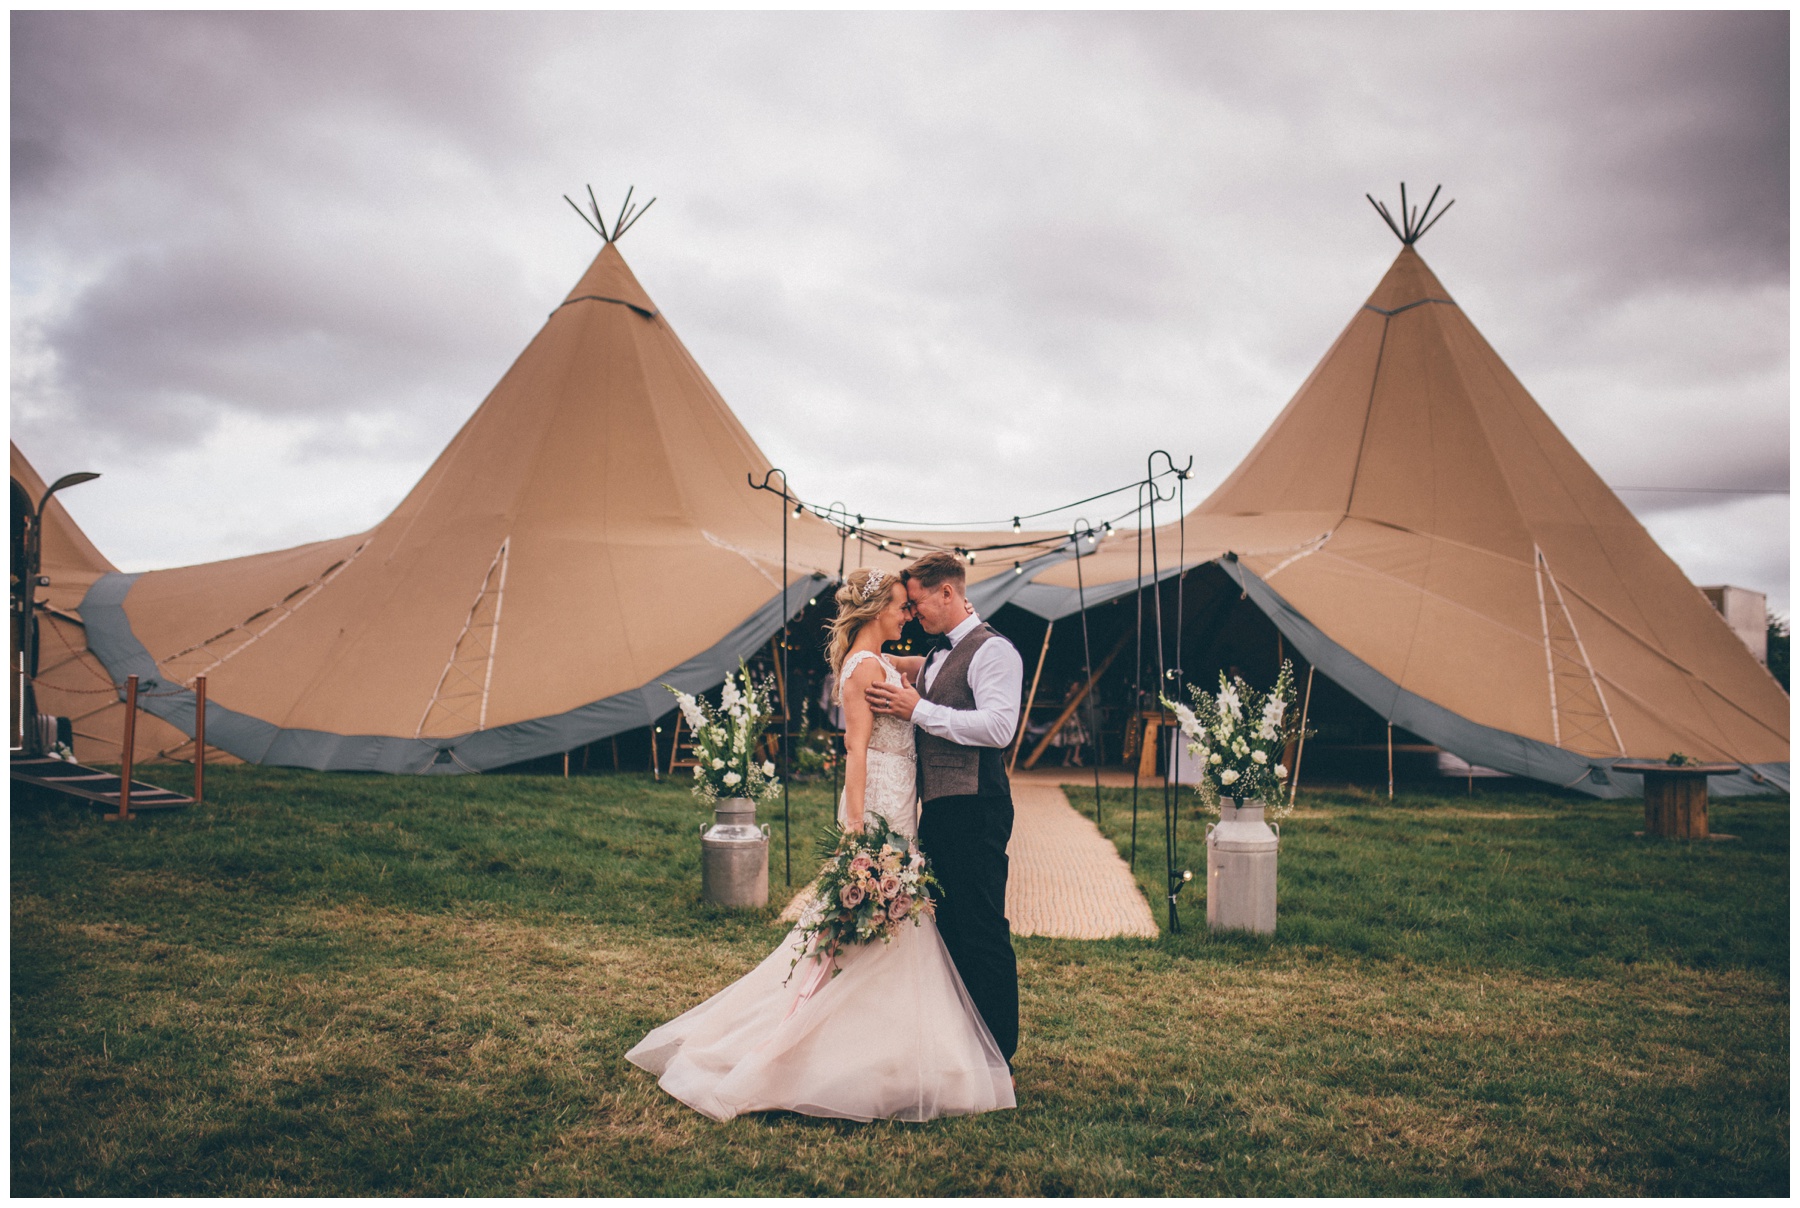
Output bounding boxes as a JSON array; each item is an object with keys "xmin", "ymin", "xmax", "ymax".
[
  {"xmin": 1206, "ymin": 798, "xmax": 1280, "ymax": 934},
  {"xmin": 700, "ymin": 797, "xmax": 771, "ymax": 908}
]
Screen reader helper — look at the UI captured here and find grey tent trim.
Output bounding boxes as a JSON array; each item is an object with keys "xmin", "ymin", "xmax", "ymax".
[
  {"xmin": 78, "ymin": 569, "xmax": 828, "ymax": 774},
  {"xmin": 996, "ymin": 558, "xmax": 1196, "ymax": 622},
  {"xmin": 965, "ymin": 545, "xmax": 1079, "ymax": 615},
  {"xmin": 1217, "ymin": 556, "xmax": 1787, "ymax": 799}
]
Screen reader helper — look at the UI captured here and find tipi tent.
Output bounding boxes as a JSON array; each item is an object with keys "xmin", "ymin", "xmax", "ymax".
[
  {"xmin": 1009, "ymin": 244, "xmax": 1788, "ymax": 797},
  {"xmin": 58, "ymin": 239, "xmax": 1026, "ymax": 773},
  {"xmin": 11, "ymin": 441, "xmax": 190, "ymax": 762}
]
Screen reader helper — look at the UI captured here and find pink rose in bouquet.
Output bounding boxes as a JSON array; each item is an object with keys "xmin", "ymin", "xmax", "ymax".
[{"xmin": 788, "ymin": 815, "xmax": 942, "ymax": 984}]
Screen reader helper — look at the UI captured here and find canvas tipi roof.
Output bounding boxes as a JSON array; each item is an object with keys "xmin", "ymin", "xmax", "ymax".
[
  {"xmin": 73, "ymin": 242, "xmax": 883, "ymax": 772},
  {"xmin": 1017, "ymin": 246, "xmax": 1788, "ymax": 795}
]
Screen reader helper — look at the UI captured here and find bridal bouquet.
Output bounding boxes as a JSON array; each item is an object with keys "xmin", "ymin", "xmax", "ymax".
[
  {"xmin": 1162, "ymin": 659, "xmax": 1304, "ymax": 817},
  {"xmin": 665, "ymin": 661, "xmax": 782, "ymax": 805},
  {"xmin": 788, "ymin": 814, "xmax": 940, "ymax": 982}
]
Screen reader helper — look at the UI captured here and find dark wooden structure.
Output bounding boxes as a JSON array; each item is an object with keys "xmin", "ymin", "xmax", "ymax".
[
  {"xmin": 11, "ymin": 755, "xmax": 192, "ymax": 813},
  {"xmin": 1613, "ymin": 761, "xmax": 1742, "ymax": 839}
]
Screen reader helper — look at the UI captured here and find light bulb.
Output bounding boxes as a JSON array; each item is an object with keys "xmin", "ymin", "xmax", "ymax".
[
  {"xmin": 901, "ymin": 545, "xmax": 910, "ymax": 557},
  {"xmin": 1011, "ymin": 516, "xmax": 1021, "ymax": 533},
  {"xmin": 1103, "ymin": 522, "xmax": 1113, "ymax": 536},
  {"xmin": 792, "ymin": 504, "xmax": 803, "ymax": 518},
  {"xmin": 1012, "ymin": 562, "xmax": 1023, "ymax": 575},
  {"xmin": 1086, "ymin": 533, "xmax": 1097, "ymax": 545},
  {"xmin": 967, "ymin": 552, "xmax": 977, "ymax": 564},
  {"xmin": 808, "ymin": 597, "xmax": 817, "ymax": 606}
]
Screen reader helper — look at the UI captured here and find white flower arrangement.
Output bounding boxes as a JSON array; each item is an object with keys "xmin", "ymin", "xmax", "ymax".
[
  {"xmin": 665, "ymin": 660, "xmax": 783, "ymax": 805},
  {"xmin": 1162, "ymin": 660, "xmax": 1305, "ymax": 819}
]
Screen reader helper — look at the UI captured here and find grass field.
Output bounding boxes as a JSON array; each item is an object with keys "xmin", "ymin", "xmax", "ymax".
[{"xmin": 11, "ymin": 766, "xmax": 1789, "ymax": 1195}]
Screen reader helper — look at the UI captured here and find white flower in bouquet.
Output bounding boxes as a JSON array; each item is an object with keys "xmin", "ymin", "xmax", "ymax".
[
  {"xmin": 1173, "ymin": 702, "xmax": 1202, "ymax": 740},
  {"xmin": 1251, "ymin": 749, "xmax": 1268, "ymax": 765},
  {"xmin": 1263, "ymin": 697, "xmax": 1285, "ymax": 726},
  {"xmin": 1275, "ymin": 764, "xmax": 1288, "ymax": 780},
  {"xmin": 1257, "ymin": 720, "xmax": 1279, "ymax": 741},
  {"xmin": 674, "ymin": 692, "xmax": 705, "ymax": 731},
  {"xmin": 1220, "ymin": 768, "xmax": 1240, "ymax": 786},
  {"xmin": 1210, "ymin": 752, "xmax": 1223, "ymax": 765},
  {"xmin": 1231, "ymin": 736, "xmax": 1249, "ymax": 757},
  {"xmin": 762, "ymin": 760, "xmax": 776, "ymax": 777},
  {"xmin": 712, "ymin": 758, "xmax": 725, "ymax": 770},
  {"xmin": 1187, "ymin": 742, "xmax": 1203, "ymax": 757},
  {"xmin": 1218, "ymin": 684, "xmax": 1242, "ymax": 718},
  {"xmin": 692, "ymin": 764, "xmax": 703, "ymax": 779},
  {"xmin": 723, "ymin": 770, "xmax": 742, "ymax": 787}
]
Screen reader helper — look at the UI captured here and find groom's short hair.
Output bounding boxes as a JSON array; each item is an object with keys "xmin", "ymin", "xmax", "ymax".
[{"xmin": 902, "ymin": 551, "xmax": 966, "ymax": 593}]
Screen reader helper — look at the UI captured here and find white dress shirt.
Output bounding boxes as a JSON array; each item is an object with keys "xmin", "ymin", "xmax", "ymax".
[{"xmin": 909, "ymin": 612, "xmax": 1023, "ymax": 748}]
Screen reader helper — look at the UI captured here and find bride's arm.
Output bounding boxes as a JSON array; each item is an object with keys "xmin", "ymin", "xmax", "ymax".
[
  {"xmin": 839, "ymin": 661, "xmax": 882, "ymax": 832},
  {"xmin": 887, "ymin": 655, "xmax": 926, "ymax": 685}
]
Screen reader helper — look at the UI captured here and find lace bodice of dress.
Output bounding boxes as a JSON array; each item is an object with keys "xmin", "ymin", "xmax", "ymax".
[{"xmin": 838, "ymin": 650, "xmax": 918, "ymax": 837}]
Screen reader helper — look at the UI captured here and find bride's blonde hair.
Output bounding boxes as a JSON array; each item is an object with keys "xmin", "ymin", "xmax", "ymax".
[{"xmin": 826, "ymin": 567, "xmax": 900, "ymax": 700}]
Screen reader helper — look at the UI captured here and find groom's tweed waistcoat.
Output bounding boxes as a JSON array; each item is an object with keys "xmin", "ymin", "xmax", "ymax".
[{"xmin": 915, "ymin": 623, "xmax": 1014, "ymax": 803}]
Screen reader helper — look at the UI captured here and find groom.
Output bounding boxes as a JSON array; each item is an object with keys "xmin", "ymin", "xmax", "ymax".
[{"xmin": 866, "ymin": 551, "xmax": 1022, "ymax": 1064}]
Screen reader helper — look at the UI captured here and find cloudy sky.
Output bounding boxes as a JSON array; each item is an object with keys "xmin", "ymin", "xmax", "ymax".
[{"xmin": 12, "ymin": 11, "xmax": 1789, "ymax": 611}]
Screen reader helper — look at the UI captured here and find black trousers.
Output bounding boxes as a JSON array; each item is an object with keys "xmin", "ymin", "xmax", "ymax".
[{"xmin": 918, "ymin": 792, "xmax": 1019, "ymax": 1062}]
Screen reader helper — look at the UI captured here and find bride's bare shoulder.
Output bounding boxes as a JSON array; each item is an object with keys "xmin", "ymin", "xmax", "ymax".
[{"xmin": 843, "ymin": 653, "xmax": 887, "ymax": 692}]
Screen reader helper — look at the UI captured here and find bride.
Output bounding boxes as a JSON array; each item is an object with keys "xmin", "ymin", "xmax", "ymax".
[{"xmin": 625, "ymin": 567, "xmax": 1016, "ymax": 1122}]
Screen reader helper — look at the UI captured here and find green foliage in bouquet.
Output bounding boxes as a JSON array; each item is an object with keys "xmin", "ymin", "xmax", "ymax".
[
  {"xmin": 1163, "ymin": 659, "xmax": 1306, "ymax": 818},
  {"xmin": 664, "ymin": 661, "xmax": 782, "ymax": 805},
  {"xmin": 788, "ymin": 813, "xmax": 941, "ymax": 981}
]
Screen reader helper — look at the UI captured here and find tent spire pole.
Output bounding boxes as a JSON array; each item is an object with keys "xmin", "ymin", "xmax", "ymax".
[
  {"xmin": 1366, "ymin": 183, "xmax": 1455, "ymax": 246},
  {"xmin": 565, "ymin": 184, "xmax": 659, "ymax": 244}
]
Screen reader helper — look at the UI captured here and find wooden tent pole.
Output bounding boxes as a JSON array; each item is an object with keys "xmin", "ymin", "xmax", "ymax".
[
  {"xmin": 1023, "ymin": 626, "xmax": 1130, "ymax": 771},
  {"xmin": 1387, "ymin": 722, "xmax": 1395, "ymax": 799},
  {"xmin": 1010, "ymin": 621, "xmax": 1054, "ymax": 773},
  {"xmin": 193, "ymin": 674, "xmax": 207, "ymax": 805},
  {"xmin": 113, "ymin": 675, "xmax": 138, "ymax": 823}
]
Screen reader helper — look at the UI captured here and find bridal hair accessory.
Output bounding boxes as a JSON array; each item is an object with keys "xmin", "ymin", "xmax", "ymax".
[{"xmin": 859, "ymin": 569, "xmax": 890, "ymax": 601}]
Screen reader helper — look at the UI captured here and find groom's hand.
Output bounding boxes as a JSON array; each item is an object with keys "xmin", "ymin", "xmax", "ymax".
[{"xmin": 865, "ymin": 680, "xmax": 921, "ymax": 720}]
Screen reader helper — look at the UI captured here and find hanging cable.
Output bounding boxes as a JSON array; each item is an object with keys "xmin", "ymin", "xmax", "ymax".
[{"xmin": 810, "ymin": 474, "xmax": 1180, "ymax": 530}]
